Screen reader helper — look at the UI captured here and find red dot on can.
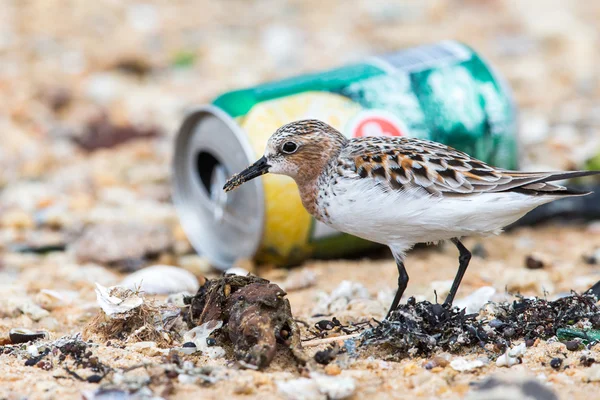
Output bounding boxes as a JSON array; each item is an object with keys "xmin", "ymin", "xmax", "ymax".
[{"xmin": 354, "ymin": 118, "xmax": 403, "ymax": 137}]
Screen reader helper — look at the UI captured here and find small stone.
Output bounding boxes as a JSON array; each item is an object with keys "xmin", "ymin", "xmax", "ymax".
[
  {"xmin": 565, "ymin": 341, "xmax": 580, "ymax": 351},
  {"xmin": 550, "ymin": 358, "xmax": 563, "ymax": 370},
  {"xmin": 423, "ymin": 356, "xmax": 449, "ymax": 370},
  {"xmin": 177, "ymin": 254, "xmax": 213, "ymax": 275},
  {"xmin": 73, "ymin": 223, "xmax": 173, "ymax": 268},
  {"xmin": 450, "ymin": 357, "xmax": 485, "ymax": 372},
  {"xmin": 87, "ymin": 375, "xmax": 103, "ymax": 383},
  {"xmin": 38, "ymin": 316, "xmax": 59, "ymax": 331},
  {"xmin": 0, "ymin": 209, "xmax": 34, "ymax": 229},
  {"xmin": 324, "ymin": 364, "xmax": 341, "ymax": 376},
  {"xmin": 503, "ymin": 327, "xmax": 516, "ymax": 338},
  {"xmin": 525, "ymin": 252, "xmax": 549, "ymax": 269},
  {"xmin": 178, "ymin": 374, "xmax": 198, "ymax": 385},
  {"xmin": 581, "ymin": 356, "xmax": 595, "ymax": 367},
  {"xmin": 489, "ymin": 319, "xmax": 505, "ymax": 329},
  {"xmin": 282, "ymin": 269, "xmax": 317, "ymax": 291},
  {"xmin": 314, "ymin": 347, "xmax": 337, "ymax": 365},
  {"xmin": 583, "ymin": 248, "xmax": 600, "ymax": 265}
]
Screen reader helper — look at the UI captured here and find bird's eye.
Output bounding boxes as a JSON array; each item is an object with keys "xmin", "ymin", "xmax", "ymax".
[{"xmin": 282, "ymin": 142, "xmax": 298, "ymax": 154}]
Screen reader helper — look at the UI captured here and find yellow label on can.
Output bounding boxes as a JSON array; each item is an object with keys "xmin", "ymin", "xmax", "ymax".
[{"xmin": 238, "ymin": 91, "xmax": 363, "ymax": 264}]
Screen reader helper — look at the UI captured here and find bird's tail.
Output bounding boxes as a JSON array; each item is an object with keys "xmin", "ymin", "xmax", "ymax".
[{"xmin": 509, "ymin": 170, "xmax": 600, "ymax": 196}]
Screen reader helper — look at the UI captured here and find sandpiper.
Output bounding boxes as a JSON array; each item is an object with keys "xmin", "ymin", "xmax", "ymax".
[{"xmin": 224, "ymin": 119, "xmax": 600, "ymax": 317}]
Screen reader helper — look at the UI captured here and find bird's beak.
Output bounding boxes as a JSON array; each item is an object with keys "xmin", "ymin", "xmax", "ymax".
[{"xmin": 223, "ymin": 156, "xmax": 271, "ymax": 192}]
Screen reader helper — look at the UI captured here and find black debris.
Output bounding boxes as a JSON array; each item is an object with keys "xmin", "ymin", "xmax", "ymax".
[
  {"xmin": 314, "ymin": 343, "xmax": 340, "ymax": 365},
  {"xmin": 525, "ymin": 254, "xmax": 545, "ymax": 269},
  {"xmin": 362, "ymin": 292, "xmax": 600, "ymax": 356},
  {"xmin": 550, "ymin": 358, "xmax": 563, "ymax": 370},
  {"xmin": 24, "ymin": 349, "xmax": 50, "ymax": 367},
  {"xmin": 580, "ymin": 356, "xmax": 595, "ymax": 367}
]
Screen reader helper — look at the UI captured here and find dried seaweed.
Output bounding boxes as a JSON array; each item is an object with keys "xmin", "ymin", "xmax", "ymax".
[{"xmin": 362, "ymin": 293, "xmax": 600, "ymax": 356}]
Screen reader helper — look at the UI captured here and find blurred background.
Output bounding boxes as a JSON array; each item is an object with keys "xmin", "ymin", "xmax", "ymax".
[
  {"xmin": 1, "ymin": 0, "xmax": 599, "ymax": 294},
  {"xmin": 1, "ymin": 1, "xmax": 600, "ymax": 397}
]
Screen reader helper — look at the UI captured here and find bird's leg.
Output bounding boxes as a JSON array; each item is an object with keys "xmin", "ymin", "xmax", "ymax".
[
  {"xmin": 443, "ymin": 238, "xmax": 472, "ymax": 307},
  {"xmin": 387, "ymin": 257, "xmax": 409, "ymax": 319}
]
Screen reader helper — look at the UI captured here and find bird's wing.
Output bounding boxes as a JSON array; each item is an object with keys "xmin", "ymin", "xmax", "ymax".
[{"xmin": 341, "ymin": 136, "xmax": 590, "ymax": 196}]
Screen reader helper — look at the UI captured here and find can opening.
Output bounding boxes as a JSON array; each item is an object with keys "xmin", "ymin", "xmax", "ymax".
[{"xmin": 196, "ymin": 151, "xmax": 221, "ymax": 196}]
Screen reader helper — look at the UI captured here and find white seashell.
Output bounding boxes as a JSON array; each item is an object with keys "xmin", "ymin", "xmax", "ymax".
[
  {"xmin": 450, "ymin": 357, "xmax": 486, "ymax": 372},
  {"xmin": 120, "ymin": 265, "xmax": 199, "ymax": 295},
  {"xmin": 94, "ymin": 283, "xmax": 143, "ymax": 317},
  {"xmin": 225, "ymin": 267, "xmax": 250, "ymax": 276}
]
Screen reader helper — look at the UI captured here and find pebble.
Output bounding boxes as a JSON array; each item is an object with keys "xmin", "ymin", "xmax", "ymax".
[
  {"xmin": 525, "ymin": 252, "xmax": 550, "ymax": 269},
  {"xmin": 423, "ymin": 356, "xmax": 449, "ymax": 370},
  {"xmin": 583, "ymin": 248, "xmax": 600, "ymax": 265},
  {"xmin": 178, "ymin": 374, "xmax": 198, "ymax": 385},
  {"xmin": 18, "ymin": 301, "xmax": 50, "ymax": 321},
  {"xmin": 281, "ymin": 269, "xmax": 317, "ymax": 291},
  {"xmin": 177, "ymin": 254, "xmax": 213, "ymax": 275},
  {"xmin": 324, "ymin": 364, "xmax": 342, "ymax": 376},
  {"xmin": 277, "ymin": 373, "xmax": 356, "ymax": 400},
  {"xmin": 35, "ymin": 289, "xmax": 77, "ymax": 310},
  {"xmin": 450, "ymin": 357, "xmax": 486, "ymax": 372},
  {"xmin": 38, "ymin": 316, "xmax": 59, "ymax": 331},
  {"xmin": 565, "ymin": 341, "xmax": 580, "ymax": 351},
  {"xmin": 550, "ymin": 358, "xmax": 563, "ymax": 370},
  {"xmin": 120, "ymin": 265, "xmax": 199, "ymax": 295},
  {"xmin": 0, "ymin": 209, "xmax": 35, "ymax": 229},
  {"xmin": 73, "ymin": 222, "xmax": 173, "ymax": 267},
  {"xmin": 312, "ymin": 373, "xmax": 356, "ymax": 400}
]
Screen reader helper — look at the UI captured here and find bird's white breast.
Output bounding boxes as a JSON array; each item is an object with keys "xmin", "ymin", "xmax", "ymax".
[{"xmin": 320, "ymin": 177, "xmax": 557, "ymax": 251}]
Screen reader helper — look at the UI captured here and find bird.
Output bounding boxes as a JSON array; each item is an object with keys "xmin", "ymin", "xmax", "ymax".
[{"xmin": 223, "ymin": 119, "xmax": 600, "ymax": 318}]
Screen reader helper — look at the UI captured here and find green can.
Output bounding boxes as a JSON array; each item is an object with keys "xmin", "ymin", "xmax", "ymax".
[{"xmin": 173, "ymin": 40, "xmax": 518, "ymax": 268}]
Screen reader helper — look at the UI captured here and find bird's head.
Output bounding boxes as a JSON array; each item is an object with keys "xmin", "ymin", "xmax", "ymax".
[{"xmin": 223, "ymin": 119, "xmax": 347, "ymax": 192}]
